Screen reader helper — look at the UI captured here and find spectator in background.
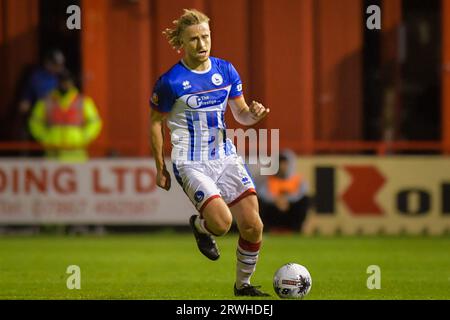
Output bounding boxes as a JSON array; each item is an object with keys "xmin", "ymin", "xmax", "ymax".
[
  {"xmin": 19, "ymin": 49, "xmax": 66, "ymax": 119},
  {"xmin": 258, "ymin": 150, "xmax": 310, "ymax": 233},
  {"xmin": 28, "ymin": 71, "xmax": 102, "ymax": 162},
  {"xmin": 16, "ymin": 49, "xmax": 66, "ymax": 152}
]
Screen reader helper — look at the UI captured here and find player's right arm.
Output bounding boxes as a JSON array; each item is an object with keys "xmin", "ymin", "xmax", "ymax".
[
  {"xmin": 149, "ymin": 75, "xmax": 175, "ymax": 191},
  {"xmin": 150, "ymin": 109, "xmax": 171, "ymax": 191}
]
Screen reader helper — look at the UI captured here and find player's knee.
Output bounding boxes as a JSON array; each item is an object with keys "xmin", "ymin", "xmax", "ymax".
[
  {"xmin": 257, "ymin": 219, "xmax": 264, "ymax": 234},
  {"xmin": 241, "ymin": 215, "xmax": 264, "ymax": 238},
  {"xmin": 214, "ymin": 214, "xmax": 232, "ymax": 236},
  {"xmin": 207, "ymin": 209, "xmax": 232, "ymax": 236},
  {"xmin": 253, "ymin": 218, "xmax": 264, "ymax": 235}
]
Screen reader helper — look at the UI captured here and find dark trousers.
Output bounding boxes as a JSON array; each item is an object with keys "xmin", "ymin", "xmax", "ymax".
[{"xmin": 259, "ymin": 196, "xmax": 310, "ymax": 233}]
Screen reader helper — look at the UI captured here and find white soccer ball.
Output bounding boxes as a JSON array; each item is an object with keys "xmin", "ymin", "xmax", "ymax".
[{"xmin": 273, "ymin": 263, "xmax": 312, "ymax": 299}]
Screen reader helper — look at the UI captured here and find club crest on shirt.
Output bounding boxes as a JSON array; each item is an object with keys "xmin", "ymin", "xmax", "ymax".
[{"xmin": 211, "ymin": 73, "xmax": 223, "ymax": 86}]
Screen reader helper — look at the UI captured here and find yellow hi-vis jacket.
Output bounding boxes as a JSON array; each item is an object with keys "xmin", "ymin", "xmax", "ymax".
[{"xmin": 29, "ymin": 88, "xmax": 102, "ymax": 162}]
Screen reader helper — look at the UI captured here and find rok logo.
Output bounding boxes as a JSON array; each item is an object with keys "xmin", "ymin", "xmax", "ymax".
[{"xmin": 314, "ymin": 165, "xmax": 450, "ymax": 216}]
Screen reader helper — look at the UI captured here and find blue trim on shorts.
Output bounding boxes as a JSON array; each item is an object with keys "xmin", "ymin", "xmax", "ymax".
[
  {"xmin": 172, "ymin": 163, "xmax": 183, "ymax": 187},
  {"xmin": 244, "ymin": 163, "xmax": 256, "ymax": 191}
]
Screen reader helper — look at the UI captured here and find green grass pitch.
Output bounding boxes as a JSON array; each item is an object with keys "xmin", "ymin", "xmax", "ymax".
[{"xmin": 0, "ymin": 232, "xmax": 449, "ymax": 299}]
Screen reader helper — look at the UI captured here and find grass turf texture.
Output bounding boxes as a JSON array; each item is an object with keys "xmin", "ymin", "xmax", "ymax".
[{"xmin": 0, "ymin": 232, "xmax": 449, "ymax": 299}]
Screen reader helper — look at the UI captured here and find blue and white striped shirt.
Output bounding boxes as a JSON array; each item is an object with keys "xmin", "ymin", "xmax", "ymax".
[{"xmin": 150, "ymin": 57, "xmax": 243, "ymax": 162}]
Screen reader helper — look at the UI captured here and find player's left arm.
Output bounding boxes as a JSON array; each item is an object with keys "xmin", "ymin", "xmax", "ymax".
[{"xmin": 228, "ymin": 95, "xmax": 270, "ymax": 126}]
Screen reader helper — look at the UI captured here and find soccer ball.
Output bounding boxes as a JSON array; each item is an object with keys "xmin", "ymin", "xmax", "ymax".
[{"xmin": 273, "ymin": 263, "xmax": 312, "ymax": 299}]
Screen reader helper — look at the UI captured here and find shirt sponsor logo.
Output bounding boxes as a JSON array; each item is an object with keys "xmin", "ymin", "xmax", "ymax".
[{"xmin": 186, "ymin": 89, "xmax": 228, "ymax": 109}]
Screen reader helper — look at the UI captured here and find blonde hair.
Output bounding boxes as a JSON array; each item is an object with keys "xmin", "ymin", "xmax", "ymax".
[{"xmin": 163, "ymin": 9, "xmax": 210, "ymax": 50}]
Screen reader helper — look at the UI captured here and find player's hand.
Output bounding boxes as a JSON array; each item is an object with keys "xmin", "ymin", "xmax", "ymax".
[
  {"xmin": 156, "ymin": 167, "xmax": 171, "ymax": 191},
  {"xmin": 249, "ymin": 101, "xmax": 270, "ymax": 121}
]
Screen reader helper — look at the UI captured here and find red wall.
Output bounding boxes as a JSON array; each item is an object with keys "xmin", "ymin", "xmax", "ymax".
[
  {"xmin": 6, "ymin": 0, "xmax": 446, "ymax": 156},
  {"xmin": 80, "ymin": 0, "xmax": 366, "ymax": 157},
  {"xmin": 0, "ymin": 0, "xmax": 39, "ymax": 137},
  {"xmin": 81, "ymin": 0, "xmax": 152, "ymax": 157},
  {"xmin": 315, "ymin": 0, "xmax": 363, "ymax": 141}
]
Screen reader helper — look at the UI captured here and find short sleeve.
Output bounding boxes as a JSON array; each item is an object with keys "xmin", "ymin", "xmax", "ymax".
[
  {"xmin": 228, "ymin": 63, "xmax": 243, "ymax": 99},
  {"xmin": 149, "ymin": 76, "xmax": 175, "ymax": 113}
]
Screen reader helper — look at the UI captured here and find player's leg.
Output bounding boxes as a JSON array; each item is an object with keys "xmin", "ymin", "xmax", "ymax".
[
  {"xmin": 229, "ymin": 194, "xmax": 268, "ymax": 296},
  {"xmin": 217, "ymin": 154, "xmax": 269, "ymax": 296},
  {"xmin": 190, "ymin": 197, "xmax": 233, "ymax": 261},
  {"xmin": 173, "ymin": 163, "xmax": 231, "ymax": 260},
  {"xmin": 199, "ymin": 197, "xmax": 233, "ymax": 236},
  {"xmin": 189, "ymin": 196, "xmax": 232, "ymax": 260}
]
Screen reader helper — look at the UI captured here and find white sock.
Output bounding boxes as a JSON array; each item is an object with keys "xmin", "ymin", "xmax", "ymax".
[
  {"xmin": 236, "ymin": 239, "xmax": 260, "ymax": 289},
  {"xmin": 194, "ymin": 215, "xmax": 212, "ymax": 235}
]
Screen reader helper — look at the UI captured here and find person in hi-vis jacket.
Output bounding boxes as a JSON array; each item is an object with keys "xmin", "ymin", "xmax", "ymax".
[{"xmin": 29, "ymin": 71, "xmax": 102, "ymax": 162}]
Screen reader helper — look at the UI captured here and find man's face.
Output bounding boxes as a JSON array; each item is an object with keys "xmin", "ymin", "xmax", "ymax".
[
  {"xmin": 181, "ymin": 22, "xmax": 211, "ymax": 63},
  {"xmin": 46, "ymin": 52, "xmax": 66, "ymax": 75},
  {"xmin": 52, "ymin": 61, "xmax": 65, "ymax": 74}
]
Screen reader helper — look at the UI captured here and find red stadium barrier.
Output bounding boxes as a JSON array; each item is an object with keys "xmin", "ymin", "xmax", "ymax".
[{"xmin": 0, "ymin": 140, "xmax": 443, "ymax": 155}]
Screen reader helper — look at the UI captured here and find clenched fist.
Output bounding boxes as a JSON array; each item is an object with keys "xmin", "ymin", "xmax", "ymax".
[{"xmin": 249, "ymin": 101, "xmax": 270, "ymax": 121}]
